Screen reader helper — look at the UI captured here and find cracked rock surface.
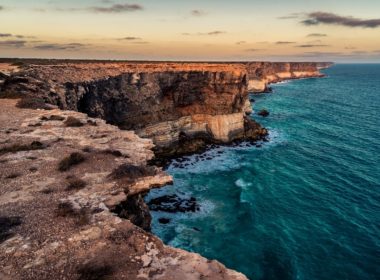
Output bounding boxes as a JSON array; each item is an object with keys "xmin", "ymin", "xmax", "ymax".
[{"xmin": 0, "ymin": 99, "xmax": 247, "ymax": 280}]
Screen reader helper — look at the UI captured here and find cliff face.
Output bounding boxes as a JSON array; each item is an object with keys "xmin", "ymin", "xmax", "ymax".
[
  {"xmin": 1, "ymin": 63, "xmax": 267, "ymax": 156},
  {"xmin": 245, "ymin": 62, "xmax": 333, "ymax": 92}
]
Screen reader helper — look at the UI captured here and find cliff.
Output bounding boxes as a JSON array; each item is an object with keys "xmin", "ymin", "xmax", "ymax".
[
  {"xmin": 1, "ymin": 62, "xmax": 267, "ymax": 156},
  {"xmin": 0, "ymin": 60, "xmax": 331, "ymax": 280},
  {"xmin": 245, "ymin": 62, "xmax": 333, "ymax": 92},
  {"xmin": 0, "ymin": 99, "xmax": 247, "ymax": 280}
]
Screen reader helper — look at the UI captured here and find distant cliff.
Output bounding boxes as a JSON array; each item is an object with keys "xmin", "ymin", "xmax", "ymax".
[{"xmin": 245, "ymin": 62, "xmax": 333, "ymax": 92}]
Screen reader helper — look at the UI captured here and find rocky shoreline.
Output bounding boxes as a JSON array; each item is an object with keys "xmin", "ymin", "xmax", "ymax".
[{"xmin": 0, "ymin": 60, "xmax": 331, "ymax": 279}]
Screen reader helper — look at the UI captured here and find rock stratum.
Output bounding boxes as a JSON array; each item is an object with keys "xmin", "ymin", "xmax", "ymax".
[{"xmin": 0, "ymin": 60, "xmax": 331, "ymax": 279}]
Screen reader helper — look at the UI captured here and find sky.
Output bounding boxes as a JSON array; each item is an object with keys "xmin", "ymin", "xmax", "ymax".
[{"xmin": 1, "ymin": 0, "xmax": 380, "ymax": 62}]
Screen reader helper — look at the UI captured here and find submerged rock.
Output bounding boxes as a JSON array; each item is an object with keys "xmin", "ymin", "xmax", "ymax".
[
  {"xmin": 258, "ymin": 109, "xmax": 270, "ymax": 117},
  {"xmin": 158, "ymin": 218, "xmax": 171, "ymax": 224},
  {"xmin": 147, "ymin": 195, "xmax": 200, "ymax": 213}
]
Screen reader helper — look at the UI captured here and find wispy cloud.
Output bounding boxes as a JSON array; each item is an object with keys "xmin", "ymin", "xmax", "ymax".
[
  {"xmin": 206, "ymin": 31, "xmax": 226, "ymax": 35},
  {"xmin": 182, "ymin": 31, "xmax": 226, "ymax": 36},
  {"xmin": 277, "ymin": 13, "xmax": 301, "ymax": 20},
  {"xmin": 0, "ymin": 6, "xmax": 4, "ymax": 11},
  {"xmin": 89, "ymin": 3, "xmax": 143, "ymax": 13},
  {"xmin": 302, "ymin": 12, "xmax": 380, "ymax": 28},
  {"xmin": 276, "ymin": 41, "xmax": 296, "ymax": 45},
  {"xmin": 117, "ymin": 36, "xmax": 142, "ymax": 40},
  {"xmin": 191, "ymin": 9, "xmax": 207, "ymax": 16},
  {"xmin": 0, "ymin": 33, "xmax": 36, "ymax": 39},
  {"xmin": 245, "ymin": 48, "xmax": 262, "ymax": 52},
  {"xmin": 236, "ymin": 41, "xmax": 246, "ymax": 45},
  {"xmin": 50, "ymin": 3, "xmax": 143, "ymax": 13},
  {"xmin": 0, "ymin": 40, "xmax": 27, "ymax": 48},
  {"xmin": 0, "ymin": 33, "xmax": 12, "ymax": 37},
  {"xmin": 307, "ymin": 33, "xmax": 327, "ymax": 37},
  {"xmin": 296, "ymin": 44, "xmax": 330, "ymax": 48},
  {"xmin": 33, "ymin": 43, "xmax": 87, "ymax": 50}
]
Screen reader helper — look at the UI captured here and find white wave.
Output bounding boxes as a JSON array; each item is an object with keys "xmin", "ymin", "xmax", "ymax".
[
  {"xmin": 235, "ymin": 178, "xmax": 253, "ymax": 189},
  {"xmin": 273, "ymin": 80, "xmax": 290, "ymax": 85}
]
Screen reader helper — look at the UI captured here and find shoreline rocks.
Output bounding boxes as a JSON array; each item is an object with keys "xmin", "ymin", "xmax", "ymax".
[
  {"xmin": 258, "ymin": 109, "xmax": 270, "ymax": 117},
  {"xmin": 147, "ymin": 194, "xmax": 200, "ymax": 213}
]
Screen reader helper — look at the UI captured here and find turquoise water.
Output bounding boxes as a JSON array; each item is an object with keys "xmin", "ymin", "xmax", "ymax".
[{"xmin": 146, "ymin": 64, "xmax": 380, "ymax": 280}]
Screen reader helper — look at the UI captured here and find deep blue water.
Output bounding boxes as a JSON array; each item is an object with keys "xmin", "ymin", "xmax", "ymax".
[{"xmin": 146, "ymin": 64, "xmax": 380, "ymax": 280}]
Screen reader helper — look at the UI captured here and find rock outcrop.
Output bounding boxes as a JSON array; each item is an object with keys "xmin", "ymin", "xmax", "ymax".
[
  {"xmin": 245, "ymin": 62, "xmax": 333, "ymax": 92},
  {"xmin": 0, "ymin": 99, "xmax": 247, "ymax": 280}
]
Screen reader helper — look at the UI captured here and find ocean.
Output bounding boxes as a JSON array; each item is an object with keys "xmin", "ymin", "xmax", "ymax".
[{"xmin": 145, "ymin": 64, "xmax": 380, "ymax": 280}]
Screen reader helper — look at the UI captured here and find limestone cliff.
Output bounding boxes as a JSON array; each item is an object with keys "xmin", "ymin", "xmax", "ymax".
[
  {"xmin": 1, "ymin": 62, "xmax": 267, "ymax": 156},
  {"xmin": 245, "ymin": 62, "xmax": 333, "ymax": 92}
]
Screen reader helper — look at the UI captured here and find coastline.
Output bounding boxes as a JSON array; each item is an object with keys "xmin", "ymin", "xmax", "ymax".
[{"xmin": 0, "ymin": 60, "xmax": 331, "ymax": 279}]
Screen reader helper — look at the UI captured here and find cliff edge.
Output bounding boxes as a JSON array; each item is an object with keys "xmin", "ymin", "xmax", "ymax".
[{"xmin": 0, "ymin": 99, "xmax": 247, "ymax": 280}]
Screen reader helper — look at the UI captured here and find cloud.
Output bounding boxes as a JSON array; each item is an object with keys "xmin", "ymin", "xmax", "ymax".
[
  {"xmin": 117, "ymin": 36, "xmax": 142, "ymax": 40},
  {"xmin": 276, "ymin": 41, "xmax": 296, "ymax": 45},
  {"xmin": 236, "ymin": 41, "xmax": 246, "ymax": 45},
  {"xmin": 307, "ymin": 33, "xmax": 327, "ymax": 37},
  {"xmin": 0, "ymin": 6, "xmax": 3, "ymax": 11},
  {"xmin": 89, "ymin": 3, "xmax": 143, "ymax": 13},
  {"xmin": 296, "ymin": 44, "xmax": 330, "ymax": 48},
  {"xmin": 277, "ymin": 13, "xmax": 301, "ymax": 20},
  {"xmin": 245, "ymin": 49, "xmax": 261, "ymax": 52},
  {"xmin": 0, "ymin": 33, "xmax": 36, "ymax": 40},
  {"xmin": 33, "ymin": 43, "xmax": 87, "ymax": 50},
  {"xmin": 52, "ymin": 3, "xmax": 143, "ymax": 13},
  {"xmin": 0, "ymin": 40, "xmax": 27, "ymax": 48},
  {"xmin": 302, "ymin": 12, "xmax": 380, "ymax": 28},
  {"xmin": 0, "ymin": 33, "xmax": 12, "ymax": 37},
  {"xmin": 182, "ymin": 31, "xmax": 226, "ymax": 36},
  {"xmin": 191, "ymin": 10, "xmax": 207, "ymax": 16},
  {"xmin": 207, "ymin": 31, "xmax": 225, "ymax": 35}
]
